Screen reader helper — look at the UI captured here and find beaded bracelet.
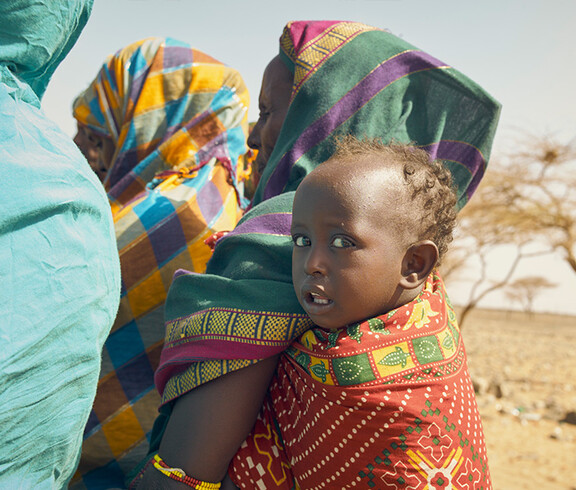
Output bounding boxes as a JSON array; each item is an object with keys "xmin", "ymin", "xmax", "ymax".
[{"xmin": 152, "ymin": 454, "xmax": 221, "ymax": 489}]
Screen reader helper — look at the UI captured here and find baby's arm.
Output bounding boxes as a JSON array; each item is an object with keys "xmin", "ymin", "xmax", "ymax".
[
  {"xmin": 137, "ymin": 355, "xmax": 279, "ymax": 488},
  {"xmin": 137, "ymin": 193, "xmax": 300, "ymax": 488}
]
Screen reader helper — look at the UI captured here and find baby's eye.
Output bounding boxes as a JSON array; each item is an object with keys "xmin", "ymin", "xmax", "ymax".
[
  {"xmin": 331, "ymin": 236, "xmax": 354, "ymax": 248},
  {"xmin": 292, "ymin": 235, "xmax": 310, "ymax": 247}
]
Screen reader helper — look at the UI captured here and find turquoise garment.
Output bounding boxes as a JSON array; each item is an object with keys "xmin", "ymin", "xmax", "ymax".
[{"xmin": 0, "ymin": 1, "xmax": 121, "ymax": 488}]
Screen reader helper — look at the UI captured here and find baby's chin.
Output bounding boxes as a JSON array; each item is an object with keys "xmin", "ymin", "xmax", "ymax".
[
  {"xmin": 314, "ymin": 323, "xmax": 346, "ymax": 331},
  {"xmin": 313, "ymin": 313, "xmax": 389, "ymax": 332},
  {"xmin": 310, "ymin": 317, "xmax": 365, "ymax": 332}
]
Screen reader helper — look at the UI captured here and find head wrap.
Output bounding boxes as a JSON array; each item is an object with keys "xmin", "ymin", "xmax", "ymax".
[
  {"xmin": 252, "ymin": 20, "xmax": 501, "ymax": 210},
  {"xmin": 74, "ymin": 37, "xmax": 249, "ymax": 209},
  {"xmin": 0, "ymin": 0, "xmax": 93, "ymax": 104}
]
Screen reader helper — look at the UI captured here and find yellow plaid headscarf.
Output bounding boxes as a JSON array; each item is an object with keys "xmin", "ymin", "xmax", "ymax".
[{"xmin": 71, "ymin": 38, "xmax": 250, "ymax": 488}]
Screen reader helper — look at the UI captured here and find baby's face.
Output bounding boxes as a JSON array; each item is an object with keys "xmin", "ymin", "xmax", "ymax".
[{"xmin": 291, "ymin": 174, "xmax": 408, "ymax": 330}]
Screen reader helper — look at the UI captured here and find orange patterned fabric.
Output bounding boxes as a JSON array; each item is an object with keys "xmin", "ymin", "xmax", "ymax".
[{"xmin": 230, "ymin": 273, "xmax": 491, "ymax": 489}]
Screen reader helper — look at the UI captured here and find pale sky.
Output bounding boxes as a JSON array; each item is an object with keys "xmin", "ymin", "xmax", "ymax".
[{"xmin": 41, "ymin": 0, "xmax": 576, "ymax": 315}]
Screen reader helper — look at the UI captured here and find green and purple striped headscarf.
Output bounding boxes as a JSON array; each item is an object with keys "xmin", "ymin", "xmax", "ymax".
[
  {"xmin": 154, "ymin": 19, "xmax": 501, "ymax": 408},
  {"xmin": 252, "ymin": 20, "xmax": 501, "ymax": 210}
]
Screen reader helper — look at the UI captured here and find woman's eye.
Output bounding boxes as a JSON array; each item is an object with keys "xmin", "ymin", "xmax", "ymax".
[
  {"xmin": 292, "ymin": 235, "xmax": 310, "ymax": 247},
  {"xmin": 331, "ymin": 237, "xmax": 354, "ymax": 248}
]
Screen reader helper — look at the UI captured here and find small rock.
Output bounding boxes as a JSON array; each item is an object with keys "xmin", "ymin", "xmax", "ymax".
[
  {"xmin": 560, "ymin": 411, "xmax": 576, "ymax": 425},
  {"xmin": 549, "ymin": 425, "xmax": 575, "ymax": 442},
  {"xmin": 489, "ymin": 380, "xmax": 513, "ymax": 399},
  {"xmin": 550, "ymin": 426, "xmax": 563, "ymax": 440},
  {"xmin": 520, "ymin": 412, "xmax": 541, "ymax": 424},
  {"xmin": 472, "ymin": 376, "xmax": 490, "ymax": 395}
]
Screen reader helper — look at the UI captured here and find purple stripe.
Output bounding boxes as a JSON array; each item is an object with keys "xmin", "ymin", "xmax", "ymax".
[
  {"xmin": 148, "ymin": 212, "xmax": 187, "ymax": 266},
  {"xmin": 163, "ymin": 124, "xmax": 182, "ymax": 141},
  {"xmin": 423, "ymin": 140, "xmax": 486, "ymax": 199},
  {"xmin": 264, "ymin": 50, "xmax": 448, "ymax": 200},
  {"xmin": 129, "ymin": 68, "xmax": 148, "ymax": 104},
  {"xmin": 116, "ymin": 352, "xmax": 155, "ymax": 400},
  {"xmin": 221, "ymin": 212, "xmax": 292, "ymax": 241},
  {"xmin": 183, "ymin": 108, "xmax": 213, "ymax": 131},
  {"xmin": 163, "ymin": 46, "xmax": 193, "ymax": 69},
  {"xmin": 173, "ymin": 268, "xmax": 199, "ymax": 279},
  {"xmin": 197, "ymin": 180, "xmax": 223, "ymax": 223},
  {"xmin": 196, "ymin": 133, "xmax": 231, "ymax": 164},
  {"xmin": 100, "ymin": 67, "xmax": 121, "ymax": 137},
  {"xmin": 108, "ymin": 150, "xmax": 141, "ymax": 195}
]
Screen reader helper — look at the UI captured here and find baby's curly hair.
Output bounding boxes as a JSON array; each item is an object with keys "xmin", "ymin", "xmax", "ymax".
[{"xmin": 332, "ymin": 136, "xmax": 458, "ymax": 263}]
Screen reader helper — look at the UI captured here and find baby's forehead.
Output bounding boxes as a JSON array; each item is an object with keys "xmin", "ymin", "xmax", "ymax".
[
  {"xmin": 301, "ymin": 171, "xmax": 403, "ymax": 217},
  {"xmin": 307, "ymin": 155, "xmax": 404, "ymax": 196}
]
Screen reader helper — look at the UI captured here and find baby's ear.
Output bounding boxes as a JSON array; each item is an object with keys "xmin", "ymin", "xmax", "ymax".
[{"xmin": 399, "ymin": 240, "xmax": 438, "ymax": 290}]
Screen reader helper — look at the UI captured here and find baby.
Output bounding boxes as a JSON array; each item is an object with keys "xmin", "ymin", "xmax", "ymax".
[
  {"xmin": 291, "ymin": 135, "xmax": 456, "ymax": 330},
  {"xmin": 228, "ymin": 136, "xmax": 491, "ymax": 488}
]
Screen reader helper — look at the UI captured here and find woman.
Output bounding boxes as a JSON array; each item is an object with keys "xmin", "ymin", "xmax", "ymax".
[
  {"xmin": 132, "ymin": 21, "xmax": 501, "ymax": 488},
  {"xmin": 70, "ymin": 37, "xmax": 249, "ymax": 488},
  {"xmin": 73, "ymin": 121, "xmax": 100, "ymax": 170},
  {"xmin": 0, "ymin": 0, "xmax": 121, "ymax": 487}
]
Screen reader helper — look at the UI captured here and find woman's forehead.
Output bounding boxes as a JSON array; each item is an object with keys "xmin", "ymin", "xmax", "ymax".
[{"xmin": 262, "ymin": 57, "xmax": 292, "ymax": 97}]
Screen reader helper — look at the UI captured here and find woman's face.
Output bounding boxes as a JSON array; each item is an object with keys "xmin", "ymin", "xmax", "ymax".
[
  {"xmin": 74, "ymin": 125, "xmax": 115, "ymax": 183},
  {"xmin": 247, "ymin": 56, "xmax": 293, "ymax": 178}
]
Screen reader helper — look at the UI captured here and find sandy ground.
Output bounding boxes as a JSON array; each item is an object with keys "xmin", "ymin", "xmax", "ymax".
[{"xmin": 458, "ymin": 308, "xmax": 576, "ymax": 489}]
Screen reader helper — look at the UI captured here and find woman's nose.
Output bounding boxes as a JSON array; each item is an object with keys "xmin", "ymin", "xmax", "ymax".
[
  {"xmin": 73, "ymin": 131, "xmax": 83, "ymax": 147},
  {"xmin": 247, "ymin": 121, "xmax": 261, "ymax": 150}
]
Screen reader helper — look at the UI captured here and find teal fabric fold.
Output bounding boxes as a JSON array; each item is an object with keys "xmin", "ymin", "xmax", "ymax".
[
  {"xmin": 0, "ymin": 1, "xmax": 121, "ymax": 488},
  {"xmin": 0, "ymin": 0, "xmax": 93, "ymax": 103}
]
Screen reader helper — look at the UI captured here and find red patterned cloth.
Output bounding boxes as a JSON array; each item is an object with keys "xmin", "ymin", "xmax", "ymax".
[{"xmin": 230, "ymin": 273, "xmax": 491, "ymax": 489}]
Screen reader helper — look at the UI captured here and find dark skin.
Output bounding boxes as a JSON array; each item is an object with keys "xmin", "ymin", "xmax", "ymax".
[
  {"xmin": 136, "ymin": 57, "xmax": 294, "ymax": 489},
  {"xmin": 137, "ymin": 356, "xmax": 279, "ymax": 489},
  {"xmin": 291, "ymin": 156, "xmax": 438, "ymax": 331},
  {"xmin": 73, "ymin": 122, "xmax": 99, "ymax": 168},
  {"xmin": 247, "ymin": 55, "xmax": 293, "ymax": 177},
  {"xmin": 74, "ymin": 124, "xmax": 115, "ymax": 183}
]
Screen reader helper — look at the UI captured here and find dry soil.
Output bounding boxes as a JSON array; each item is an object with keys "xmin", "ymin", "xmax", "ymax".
[{"xmin": 459, "ymin": 308, "xmax": 576, "ymax": 489}]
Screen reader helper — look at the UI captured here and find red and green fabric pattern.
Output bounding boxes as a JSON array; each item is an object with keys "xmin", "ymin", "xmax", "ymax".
[{"xmin": 230, "ymin": 274, "xmax": 491, "ymax": 489}]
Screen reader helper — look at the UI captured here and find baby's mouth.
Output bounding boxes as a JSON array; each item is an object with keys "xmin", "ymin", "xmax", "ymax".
[{"xmin": 307, "ymin": 292, "xmax": 333, "ymax": 305}]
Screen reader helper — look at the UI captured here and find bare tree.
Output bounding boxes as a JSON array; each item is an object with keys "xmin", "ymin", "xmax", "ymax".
[
  {"xmin": 504, "ymin": 276, "xmax": 556, "ymax": 317},
  {"xmin": 442, "ymin": 133, "xmax": 576, "ymax": 327},
  {"xmin": 503, "ymin": 134, "xmax": 576, "ymax": 272}
]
